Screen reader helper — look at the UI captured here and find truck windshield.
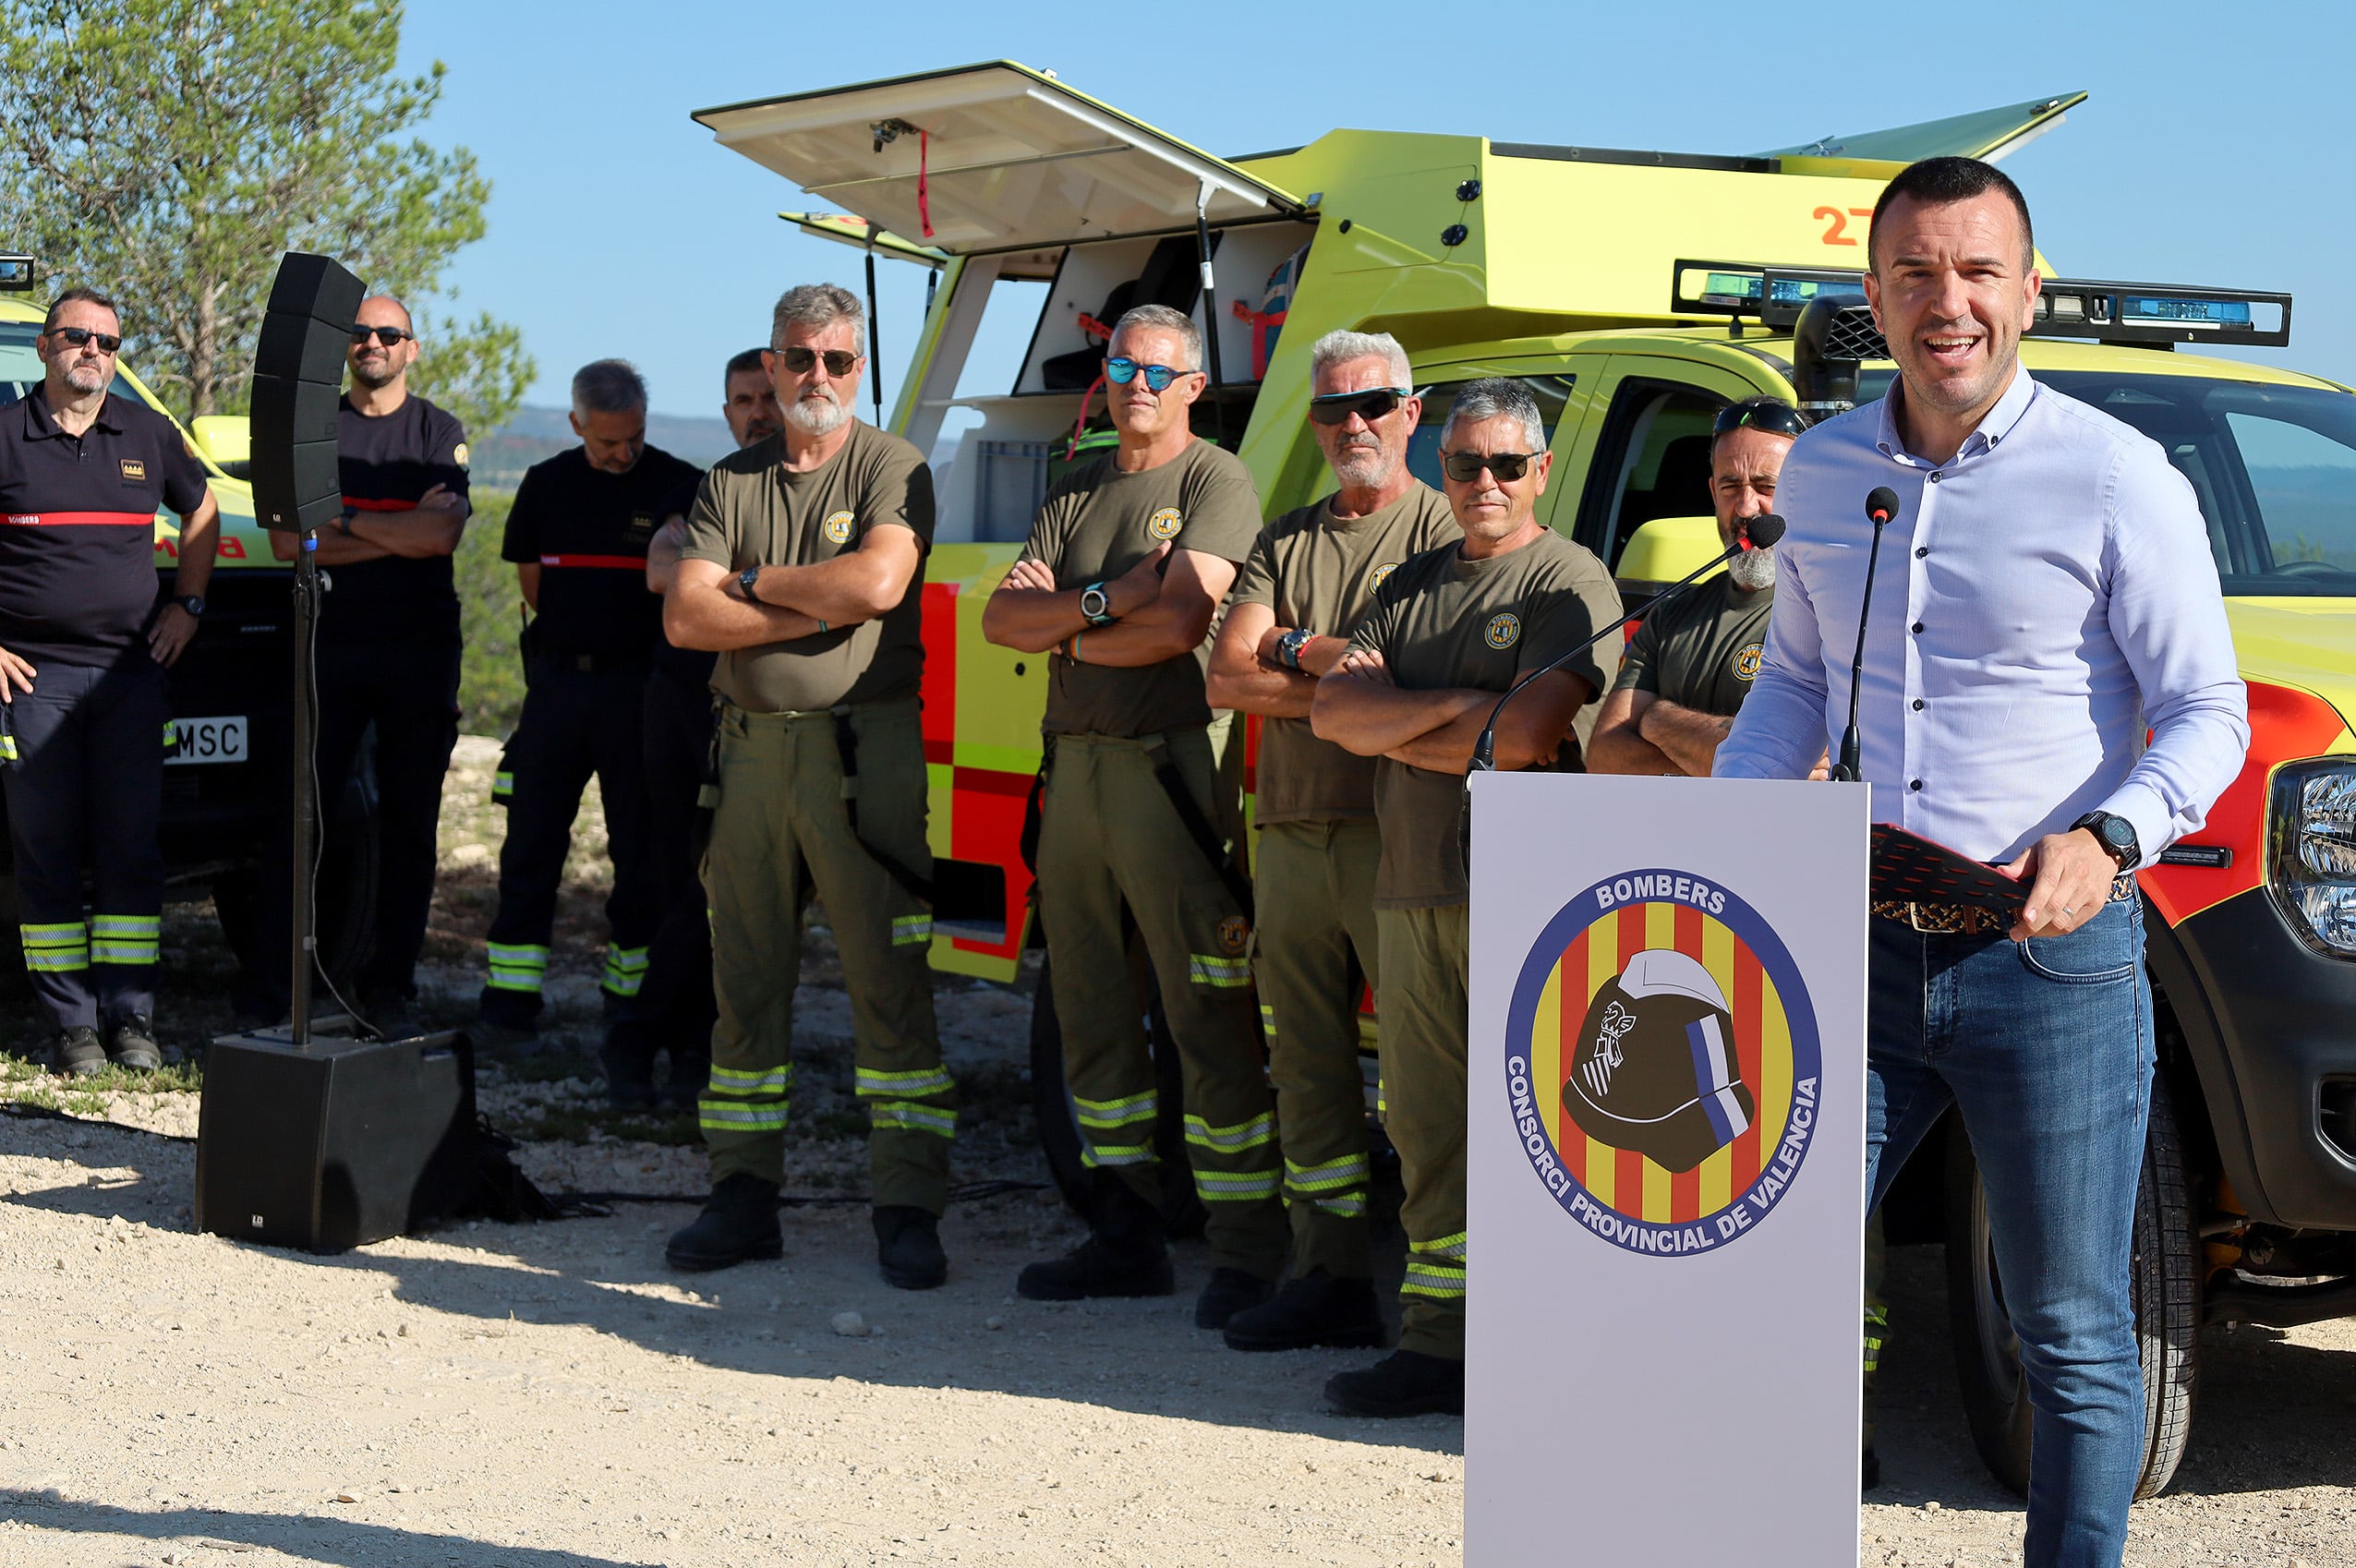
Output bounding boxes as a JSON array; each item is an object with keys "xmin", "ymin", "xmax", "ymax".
[
  {"xmin": 0, "ymin": 321, "xmax": 145, "ymax": 408},
  {"xmin": 1855, "ymin": 367, "xmax": 2356, "ymax": 598}
]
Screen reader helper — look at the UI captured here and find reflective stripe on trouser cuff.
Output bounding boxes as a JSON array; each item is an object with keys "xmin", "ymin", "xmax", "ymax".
[
  {"xmin": 891, "ymin": 914, "xmax": 933, "ymax": 947},
  {"xmin": 21, "ymin": 922, "xmax": 89, "ymax": 972},
  {"xmin": 1258, "ymin": 1003, "xmax": 1277, "ymax": 1039},
  {"xmin": 1194, "ymin": 1168, "xmax": 1281, "ymax": 1202},
  {"xmin": 1078, "ymin": 1140, "xmax": 1155, "ymax": 1169},
  {"xmin": 1404, "ymin": 1230, "xmax": 1468, "ymax": 1297},
  {"xmin": 91, "ymin": 914, "xmax": 159, "ymax": 966},
  {"xmin": 856, "ymin": 1066, "xmax": 954, "ymax": 1099},
  {"xmin": 486, "ymin": 943, "xmax": 550, "ymax": 994},
  {"xmin": 707, "ymin": 1065, "xmax": 793, "ymax": 1096},
  {"xmin": 491, "ymin": 771, "xmax": 513, "ymax": 801},
  {"xmin": 870, "ymin": 1100, "xmax": 956, "ymax": 1138},
  {"xmin": 699, "ymin": 1101, "xmax": 789, "ymax": 1133},
  {"xmin": 1286, "ymin": 1153, "xmax": 1371, "ymax": 1216},
  {"xmin": 1186, "ymin": 954, "xmax": 1251, "ymax": 989},
  {"xmin": 0, "ymin": 735, "xmax": 15, "ymax": 762},
  {"xmin": 1185, "ymin": 1112, "xmax": 1275, "ymax": 1154},
  {"xmin": 601, "ymin": 944, "xmax": 650, "ymax": 996},
  {"xmin": 1073, "ymin": 1089, "xmax": 1156, "ymax": 1132}
]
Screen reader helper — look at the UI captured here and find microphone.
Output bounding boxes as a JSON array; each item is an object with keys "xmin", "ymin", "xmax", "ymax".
[
  {"xmin": 1829, "ymin": 487, "xmax": 1902, "ymax": 784},
  {"xmin": 1468, "ymin": 513, "xmax": 1787, "ymax": 777}
]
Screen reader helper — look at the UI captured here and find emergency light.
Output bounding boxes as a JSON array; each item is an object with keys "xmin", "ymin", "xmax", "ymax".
[{"xmin": 0, "ymin": 254, "xmax": 32, "ymax": 292}]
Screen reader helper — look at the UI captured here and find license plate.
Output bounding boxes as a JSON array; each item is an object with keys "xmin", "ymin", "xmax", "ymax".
[{"xmin": 166, "ymin": 715, "xmax": 248, "ymax": 766}]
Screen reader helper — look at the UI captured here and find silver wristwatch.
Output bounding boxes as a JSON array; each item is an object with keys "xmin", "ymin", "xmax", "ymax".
[
  {"xmin": 1278, "ymin": 628, "xmax": 1315, "ymax": 669},
  {"xmin": 1079, "ymin": 581, "xmax": 1115, "ymax": 626}
]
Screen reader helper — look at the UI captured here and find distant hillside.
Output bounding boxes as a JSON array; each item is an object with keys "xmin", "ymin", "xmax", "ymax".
[{"xmin": 471, "ymin": 404, "xmax": 737, "ymax": 486}]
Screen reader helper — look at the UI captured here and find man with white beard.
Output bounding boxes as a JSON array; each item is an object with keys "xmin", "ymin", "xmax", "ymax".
[
  {"xmin": 661, "ymin": 284, "xmax": 957, "ymax": 1289},
  {"xmin": 1587, "ymin": 397, "xmax": 1807, "ymax": 778}
]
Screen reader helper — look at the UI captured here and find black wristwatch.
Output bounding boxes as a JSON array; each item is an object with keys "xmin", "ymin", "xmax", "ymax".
[
  {"xmin": 1079, "ymin": 581, "xmax": 1116, "ymax": 626},
  {"xmin": 738, "ymin": 566, "xmax": 762, "ymax": 601},
  {"xmin": 174, "ymin": 594, "xmax": 204, "ymax": 617},
  {"xmin": 1277, "ymin": 627, "xmax": 1314, "ymax": 670},
  {"xmin": 2072, "ymin": 811, "xmax": 2142, "ymax": 872}
]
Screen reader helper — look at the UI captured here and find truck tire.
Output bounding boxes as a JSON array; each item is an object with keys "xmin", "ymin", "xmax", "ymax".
[
  {"xmin": 1029, "ymin": 946, "xmax": 1206, "ymax": 1241},
  {"xmin": 1944, "ymin": 1077, "xmax": 2200, "ymax": 1500}
]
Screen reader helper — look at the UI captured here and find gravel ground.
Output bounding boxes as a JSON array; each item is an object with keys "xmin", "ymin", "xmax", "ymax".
[{"xmin": 1, "ymin": 737, "xmax": 2352, "ymax": 1565}]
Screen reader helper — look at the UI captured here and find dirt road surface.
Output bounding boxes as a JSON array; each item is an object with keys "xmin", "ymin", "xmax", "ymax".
[{"xmin": 2, "ymin": 738, "xmax": 2352, "ymax": 1565}]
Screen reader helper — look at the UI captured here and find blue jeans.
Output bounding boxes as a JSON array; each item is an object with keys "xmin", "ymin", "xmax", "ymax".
[{"xmin": 1866, "ymin": 897, "xmax": 2153, "ymax": 1568}]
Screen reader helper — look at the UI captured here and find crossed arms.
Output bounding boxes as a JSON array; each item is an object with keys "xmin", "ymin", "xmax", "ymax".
[
  {"xmin": 663, "ymin": 524, "xmax": 924, "ymax": 652},
  {"xmin": 1312, "ymin": 652, "xmax": 1592, "ymax": 775},
  {"xmin": 980, "ymin": 543, "xmax": 1238, "ymax": 668}
]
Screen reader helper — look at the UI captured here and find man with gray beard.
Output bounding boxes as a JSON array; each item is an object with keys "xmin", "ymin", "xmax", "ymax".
[{"xmin": 1588, "ymin": 397, "xmax": 1806, "ymax": 778}]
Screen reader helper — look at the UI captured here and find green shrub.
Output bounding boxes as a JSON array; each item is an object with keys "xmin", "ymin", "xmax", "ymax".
[{"xmin": 457, "ymin": 487, "xmax": 526, "ymax": 738}]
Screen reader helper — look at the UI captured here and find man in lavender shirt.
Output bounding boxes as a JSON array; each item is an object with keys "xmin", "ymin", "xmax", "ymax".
[{"xmin": 1715, "ymin": 157, "xmax": 2248, "ymax": 1566}]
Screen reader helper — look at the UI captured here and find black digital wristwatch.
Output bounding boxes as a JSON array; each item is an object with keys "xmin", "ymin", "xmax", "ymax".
[{"xmin": 2072, "ymin": 810, "xmax": 2141, "ymax": 871}]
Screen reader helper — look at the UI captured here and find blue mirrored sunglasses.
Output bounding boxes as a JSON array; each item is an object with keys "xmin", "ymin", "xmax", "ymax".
[{"xmin": 1106, "ymin": 357, "xmax": 1194, "ymax": 392}]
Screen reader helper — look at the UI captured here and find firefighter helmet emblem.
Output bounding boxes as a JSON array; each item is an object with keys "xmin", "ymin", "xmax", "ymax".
[
  {"xmin": 1217, "ymin": 914, "xmax": 1250, "ymax": 955},
  {"xmin": 1147, "ymin": 507, "xmax": 1184, "ymax": 541},
  {"xmin": 1502, "ymin": 868, "xmax": 1822, "ymax": 1256},
  {"xmin": 823, "ymin": 510, "xmax": 856, "ymax": 544},
  {"xmin": 1484, "ymin": 612, "xmax": 1521, "ymax": 649},
  {"xmin": 1734, "ymin": 642, "xmax": 1763, "ymax": 681}
]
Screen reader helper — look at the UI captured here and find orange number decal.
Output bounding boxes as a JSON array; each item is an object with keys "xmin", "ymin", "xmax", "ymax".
[{"xmin": 1817, "ymin": 206, "xmax": 1856, "ymax": 247}]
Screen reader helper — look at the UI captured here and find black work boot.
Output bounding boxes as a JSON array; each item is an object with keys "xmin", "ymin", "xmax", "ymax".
[
  {"xmin": 1323, "ymin": 1349, "xmax": 1465, "ymax": 1417},
  {"xmin": 1193, "ymin": 1268, "xmax": 1275, "ymax": 1330},
  {"xmin": 873, "ymin": 1205, "xmax": 948, "ymax": 1290},
  {"xmin": 1016, "ymin": 1173, "xmax": 1174, "ymax": 1301},
  {"xmin": 1223, "ymin": 1268, "xmax": 1386, "ymax": 1351},
  {"xmin": 665, "ymin": 1174, "xmax": 783, "ymax": 1272},
  {"xmin": 106, "ymin": 1015, "xmax": 162, "ymax": 1072},
  {"xmin": 52, "ymin": 1026, "xmax": 106, "ymax": 1079},
  {"xmin": 599, "ymin": 1022, "xmax": 658, "ymax": 1113}
]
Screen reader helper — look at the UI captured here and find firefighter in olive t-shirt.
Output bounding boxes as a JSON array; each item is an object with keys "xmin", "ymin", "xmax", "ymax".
[
  {"xmin": 660, "ymin": 283, "xmax": 955, "ymax": 1295},
  {"xmin": 983, "ymin": 305, "xmax": 1286, "ymax": 1330},
  {"xmin": 1206, "ymin": 331, "xmax": 1456, "ymax": 1354},
  {"xmin": 1312, "ymin": 378, "xmax": 1623, "ymax": 1418}
]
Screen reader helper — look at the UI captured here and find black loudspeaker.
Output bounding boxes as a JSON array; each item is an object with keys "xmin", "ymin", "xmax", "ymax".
[
  {"xmin": 248, "ymin": 250, "xmax": 363, "ymax": 531},
  {"xmin": 193, "ymin": 1031, "xmax": 477, "ymax": 1253}
]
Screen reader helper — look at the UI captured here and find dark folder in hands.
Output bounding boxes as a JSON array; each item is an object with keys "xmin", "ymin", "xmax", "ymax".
[{"xmin": 1870, "ymin": 823, "xmax": 2031, "ymax": 916}]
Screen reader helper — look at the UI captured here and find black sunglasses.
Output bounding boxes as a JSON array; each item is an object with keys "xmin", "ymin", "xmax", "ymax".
[
  {"xmin": 47, "ymin": 325, "xmax": 122, "ymax": 354},
  {"xmin": 780, "ymin": 346, "xmax": 861, "ymax": 376},
  {"xmin": 1713, "ymin": 400, "xmax": 1810, "ymax": 440},
  {"xmin": 351, "ymin": 326, "xmax": 414, "ymax": 346},
  {"xmin": 1309, "ymin": 387, "xmax": 1412, "ymax": 426},
  {"xmin": 1441, "ymin": 450, "xmax": 1540, "ymax": 484}
]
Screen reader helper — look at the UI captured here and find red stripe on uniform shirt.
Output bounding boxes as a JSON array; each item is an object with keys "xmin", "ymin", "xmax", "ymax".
[
  {"xmin": 343, "ymin": 495, "xmax": 419, "ymax": 513},
  {"xmin": 1, "ymin": 510, "xmax": 156, "ymax": 527},
  {"xmin": 538, "ymin": 554, "xmax": 646, "ymax": 570}
]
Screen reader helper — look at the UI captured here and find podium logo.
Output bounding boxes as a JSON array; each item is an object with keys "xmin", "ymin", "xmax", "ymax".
[{"xmin": 1503, "ymin": 867, "xmax": 1821, "ymax": 1257}]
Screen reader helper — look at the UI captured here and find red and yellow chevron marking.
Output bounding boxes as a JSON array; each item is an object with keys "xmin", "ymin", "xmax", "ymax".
[{"xmin": 1523, "ymin": 899, "xmax": 1795, "ymax": 1227}]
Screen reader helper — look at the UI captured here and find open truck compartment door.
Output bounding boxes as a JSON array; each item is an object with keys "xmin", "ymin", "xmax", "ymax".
[{"xmin": 695, "ymin": 61, "xmax": 1304, "ymax": 254}]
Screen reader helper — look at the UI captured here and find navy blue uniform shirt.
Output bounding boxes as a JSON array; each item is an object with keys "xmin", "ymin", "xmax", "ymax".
[
  {"xmin": 332, "ymin": 393, "xmax": 469, "ymax": 641},
  {"xmin": 501, "ymin": 444, "xmax": 703, "ymax": 660}
]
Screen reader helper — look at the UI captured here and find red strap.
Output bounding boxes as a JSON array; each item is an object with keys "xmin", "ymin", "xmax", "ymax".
[
  {"xmin": 917, "ymin": 129, "xmax": 934, "ymax": 239},
  {"xmin": 0, "ymin": 510, "xmax": 154, "ymax": 527},
  {"xmin": 538, "ymin": 553, "xmax": 646, "ymax": 571},
  {"xmin": 1068, "ymin": 374, "xmax": 1105, "ymax": 460},
  {"xmin": 1077, "ymin": 312, "xmax": 1113, "ymax": 342},
  {"xmin": 344, "ymin": 495, "xmax": 418, "ymax": 513}
]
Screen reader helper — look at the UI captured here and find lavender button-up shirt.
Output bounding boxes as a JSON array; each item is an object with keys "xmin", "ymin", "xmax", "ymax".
[{"xmin": 1714, "ymin": 368, "xmax": 2249, "ymax": 863}]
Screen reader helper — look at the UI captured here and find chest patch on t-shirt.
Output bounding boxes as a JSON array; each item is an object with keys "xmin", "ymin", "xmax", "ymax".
[
  {"xmin": 627, "ymin": 512, "xmax": 656, "ymax": 541},
  {"xmin": 1734, "ymin": 642, "xmax": 1762, "ymax": 681},
  {"xmin": 1484, "ymin": 611, "xmax": 1522, "ymax": 649},
  {"xmin": 1371, "ymin": 561, "xmax": 1398, "ymax": 590},
  {"xmin": 118, "ymin": 458, "xmax": 146, "ymax": 483},
  {"xmin": 822, "ymin": 509, "xmax": 855, "ymax": 544},
  {"xmin": 1146, "ymin": 506, "xmax": 1183, "ymax": 541}
]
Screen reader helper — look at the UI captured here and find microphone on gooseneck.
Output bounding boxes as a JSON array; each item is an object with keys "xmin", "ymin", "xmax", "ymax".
[{"xmin": 1829, "ymin": 487, "xmax": 1903, "ymax": 784}]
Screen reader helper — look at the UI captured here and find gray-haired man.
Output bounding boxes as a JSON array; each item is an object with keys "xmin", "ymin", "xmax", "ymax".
[
  {"xmin": 1206, "ymin": 329, "xmax": 1456, "ymax": 1351},
  {"xmin": 475, "ymin": 359, "xmax": 703, "ymax": 1040}
]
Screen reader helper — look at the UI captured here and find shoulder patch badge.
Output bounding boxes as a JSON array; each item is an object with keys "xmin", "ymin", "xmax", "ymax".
[
  {"xmin": 1484, "ymin": 611, "xmax": 1521, "ymax": 649},
  {"xmin": 1371, "ymin": 561, "xmax": 1397, "ymax": 590},
  {"xmin": 453, "ymin": 442, "xmax": 470, "ymax": 470},
  {"xmin": 1217, "ymin": 914, "xmax": 1250, "ymax": 956},
  {"xmin": 822, "ymin": 509, "xmax": 856, "ymax": 544},
  {"xmin": 1734, "ymin": 642, "xmax": 1763, "ymax": 681},
  {"xmin": 119, "ymin": 458, "xmax": 147, "ymax": 482},
  {"xmin": 1146, "ymin": 506, "xmax": 1184, "ymax": 541}
]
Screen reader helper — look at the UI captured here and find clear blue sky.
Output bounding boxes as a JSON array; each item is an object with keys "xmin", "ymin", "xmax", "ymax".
[{"xmin": 400, "ymin": 0, "xmax": 2354, "ymax": 420}]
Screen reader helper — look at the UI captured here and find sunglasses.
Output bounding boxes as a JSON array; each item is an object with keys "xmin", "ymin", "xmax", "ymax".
[
  {"xmin": 46, "ymin": 325, "xmax": 122, "ymax": 354},
  {"xmin": 1440, "ymin": 450, "xmax": 1540, "ymax": 484},
  {"xmin": 1106, "ymin": 357, "xmax": 1195, "ymax": 392},
  {"xmin": 779, "ymin": 346, "xmax": 861, "ymax": 377},
  {"xmin": 350, "ymin": 326, "xmax": 414, "ymax": 346},
  {"xmin": 1309, "ymin": 387, "xmax": 1412, "ymax": 426},
  {"xmin": 1713, "ymin": 400, "xmax": 1810, "ymax": 440}
]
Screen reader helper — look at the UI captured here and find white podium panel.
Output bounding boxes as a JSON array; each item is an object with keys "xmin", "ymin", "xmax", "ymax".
[{"xmin": 1466, "ymin": 772, "xmax": 1869, "ymax": 1567}]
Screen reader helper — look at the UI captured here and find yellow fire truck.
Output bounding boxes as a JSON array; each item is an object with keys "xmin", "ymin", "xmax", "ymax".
[{"xmin": 695, "ymin": 65, "xmax": 2356, "ymax": 1495}]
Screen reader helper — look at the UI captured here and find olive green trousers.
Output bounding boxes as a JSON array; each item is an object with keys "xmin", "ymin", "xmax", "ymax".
[{"xmin": 1375, "ymin": 902, "xmax": 1469, "ymax": 1358}]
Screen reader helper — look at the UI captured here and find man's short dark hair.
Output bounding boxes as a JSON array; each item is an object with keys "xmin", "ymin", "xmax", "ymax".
[
  {"xmin": 724, "ymin": 346, "xmax": 767, "ymax": 387},
  {"xmin": 43, "ymin": 285, "xmax": 121, "ymax": 332},
  {"xmin": 1868, "ymin": 156, "xmax": 2035, "ymax": 271}
]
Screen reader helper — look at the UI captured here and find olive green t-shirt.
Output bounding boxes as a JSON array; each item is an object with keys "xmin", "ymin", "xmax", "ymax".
[
  {"xmin": 1230, "ymin": 483, "xmax": 1460, "ymax": 824},
  {"xmin": 678, "ymin": 420, "xmax": 936, "ymax": 713},
  {"xmin": 1349, "ymin": 528, "xmax": 1624, "ymax": 909},
  {"xmin": 1613, "ymin": 573, "xmax": 1774, "ymax": 719},
  {"xmin": 1021, "ymin": 439, "xmax": 1263, "ymax": 738}
]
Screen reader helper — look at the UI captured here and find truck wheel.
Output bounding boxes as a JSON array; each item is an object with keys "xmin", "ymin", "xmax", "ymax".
[
  {"xmin": 1944, "ymin": 1077, "xmax": 2200, "ymax": 1500},
  {"xmin": 1029, "ymin": 946, "xmax": 1206, "ymax": 1241}
]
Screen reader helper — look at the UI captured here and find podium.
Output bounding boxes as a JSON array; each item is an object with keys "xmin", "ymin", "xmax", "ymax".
[{"xmin": 1466, "ymin": 772, "xmax": 1869, "ymax": 1565}]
